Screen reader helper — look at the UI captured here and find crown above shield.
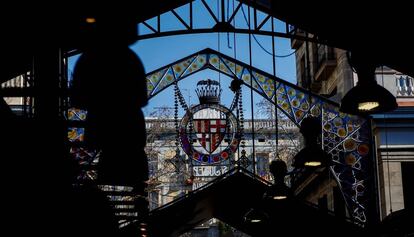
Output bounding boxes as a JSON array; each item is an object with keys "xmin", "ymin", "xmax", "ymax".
[{"xmin": 195, "ymin": 79, "xmax": 221, "ymax": 104}]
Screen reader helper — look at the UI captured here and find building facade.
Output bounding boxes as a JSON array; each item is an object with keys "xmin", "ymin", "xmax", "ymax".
[
  {"xmin": 145, "ymin": 117, "xmax": 300, "ymax": 210},
  {"xmin": 371, "ymin": 73, "xmax": 414, "ymax": 219},
  {"xmin": 292, "ymin": 28, "xmax": 414, "ymax": 225},
  {"xmin": 1, "ymin": 74, "xmax": 28, "ymax": 116},
  {"xmin": 292, "ymin": 30, "xmax": 355, "ymax": 103}
]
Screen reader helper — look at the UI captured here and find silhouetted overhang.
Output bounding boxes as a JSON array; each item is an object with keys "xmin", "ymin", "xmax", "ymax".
[
  {"xmin": 0, "ymin": 0, "xmax": 192, "ymax": 83},
  {"xmin": 240, "ymin": 0, "xmax": 414, "ymax": 77},
  {"xmin": 3, "ymin": 1, "xmax": 412, "ymax": 84},
  {"xmin": 379, "ymin": 209, "xmax": 414, "ymax": 237},
  {"xmin": 130, "ymin": 168, "xmax": 365, "ymax": 237}
]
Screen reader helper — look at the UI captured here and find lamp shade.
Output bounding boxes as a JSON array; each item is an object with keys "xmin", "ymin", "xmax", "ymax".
[
  {"xmin": 341, "ymin": 51, "xmax": 398, "ymax": 115},
  {"xmin": 340, "ymin": 81, "xmax": 398, "ymax": 115},
  {"xmin": 263, "ymin": 183, "xmax": 291, "ymax": 200},
  {"xmin": 243, "ymin": 208, "xmax": 269, "ymax": 224},
  {"xmin": 269, "ymin": 159, "xmax": 287, "ymax": 182},
  {"xmin": 293, "ymin": 116, "xmax": 331, "ymax": 168},
  {"xmin": 265, "ymin": 159, "xmax": 291, "ymax": 200},
  {"xmin": 292, "ymin": 145, "xmax": 332, "ymax": 168}
]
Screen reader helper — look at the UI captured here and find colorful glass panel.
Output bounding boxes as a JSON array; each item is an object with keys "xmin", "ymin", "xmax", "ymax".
[
  {"xmin": 68, "ymin": 108, "xmax": 87, "ymax": 121},
  {"xmin": 143, "ymin": 48, "xmax": 371, "ymax": 223},
  {"xmin": 151, "ymin": 67, "xmax": 175, "ymax": 96},
  {"xmin": 222, "ymin": 58, "xmax": 243, "ymax": 79},
  {"xmin": 240, "ymin": 68, "xmax": 264, "ymax": 95},
  {"xmin": 68, "ymin": 127, "xmax": 84, "ymax": 142},
  {"xmin": 181, "ymin": 54, "xmax": 207, "ymax": 78},
  {"xmin": 274, "ymin": 84, "xmax": 295, "ymax": 121},
  {"xmin": 173, "ymin": 56, "xmax": 196, "ymax": 79},
  {"xmin": 208, "ymin": 54, "xmax": 220, "ymax": 70},
  {"xmin": 217, "ymin": 57, "xmax": 233, "ymax": 76},
  {"xmin": 253, "ymin": 71, "xmax": 276, "ymax": 99},
  {"xmin": 284, "ymin": 84, "xmax": 311, "ymax": 123}
]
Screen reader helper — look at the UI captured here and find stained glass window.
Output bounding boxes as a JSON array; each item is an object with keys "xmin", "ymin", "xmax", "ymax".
[{"xmin": 144, "ymin": 48, "xmax": 371, "ymax": 223}]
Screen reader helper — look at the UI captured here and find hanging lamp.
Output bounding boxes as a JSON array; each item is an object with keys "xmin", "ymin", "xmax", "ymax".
[
  {"xmin": 243, "ymin": 208, "xmax": 269, "ymax": 224},
  {"xmin": 292, "ymin": 116, "xmax": 331, "ymax": 168},
  {"xmin": 340, "ymin": 52, "xmax": 398, "ymax": 115},
  {"xmin": 263, "ymin": 159, "xmax": 291, "ymax": 200}
]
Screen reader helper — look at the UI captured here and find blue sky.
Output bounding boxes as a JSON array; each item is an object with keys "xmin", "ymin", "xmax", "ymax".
[{"xmin": 68, "ymin": 2, "xmax": 296, "ymax": 118}]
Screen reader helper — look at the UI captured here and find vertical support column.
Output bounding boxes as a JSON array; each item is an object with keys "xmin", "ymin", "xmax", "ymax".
[
  {"xmin": 247, "ymin": 6, "xmax": 256, "ymax": 175},
  {"xmin": 367, "ymin": 118, "xmax": 381, "ymax": 227},
  {"xmin": 33, "ymin": 47, "xmax": 67, "ymax": 180},
  {"xmin": 305, "ymin": 33, "xmax": 311, "ymax": 92},
  {"xmin": 59, "ymin": 49, "xmax": 69, "ymax": 118},
  {"xmin": 221, "ymin": 0, "xmax": 225, "ymax": 22},
  {"xmin": 34, "ymin": 47, "xmax": 61, "ymax": 119},
  {"xmin": 30, "ymin": 47, "xmax": 71, "ymax": 234}
]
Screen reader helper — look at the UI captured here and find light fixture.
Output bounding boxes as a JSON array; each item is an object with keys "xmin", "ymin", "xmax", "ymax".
[
  {"xmin": 340, "ymin": 80, "xmax": 397, "ymax": 114},
  {"xmin": 340, "ymin": 52, "xmax": 398, "ymax": 115},
  {"xmin": 358, "ymin": 102, "xmax": 379, "ymax": 111},
  {"xmin": 140, "ymin": 222, "xmax": 147, "ymax": 231},
  {"xmin": 243, "ymin": 208, "xmax": 269, "ymax": 224},
  {"xmin": 293, "ymin": 143, "xmax": 331, "ymax": 168},
  {"xmin": 85, "ymin": 17, "xmax": 96, "ymax": 24},
  {"xmin": 140, "ymin": 222, "xmax": 148, "ymax": 237},
  {"xmin": 264, "ymin": 182, "xmax": 291, "ymax": 200},
  {"xmin": 292, "ymin": 117, "xmax": 332, "ymax": 168},
  {"xmin": 265, "ymin": 159, "xmax": 292, "ymax": 200},
  {"xmin": 304, "ymin": 161, "xmax": 322, "ymax": 167}
]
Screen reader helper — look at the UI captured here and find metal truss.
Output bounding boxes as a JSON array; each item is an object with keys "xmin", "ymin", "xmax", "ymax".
[
  {"xmin": 137, "ymin": 0, "xmax": 320, "ymax": 43},
  {"xmin": 145, "ymin": 47, "xmax": 371, "ymax": 224}
]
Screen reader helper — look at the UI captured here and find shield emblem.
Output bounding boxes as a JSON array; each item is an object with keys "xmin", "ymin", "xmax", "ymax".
[{"xmin": 193, "ymin": 119, "xmax": 227, "ymax": 153}]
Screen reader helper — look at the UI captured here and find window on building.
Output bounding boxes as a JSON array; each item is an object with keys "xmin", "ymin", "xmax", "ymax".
[
  {"xmin": 401, "ymin": 162, "xmax": 414, "ymax": 210},
  {"xmin": 255, "ymin": 153, "xmax": 268, "ymax": 178},
  {"xmin": 334, "ymin": 186, "xmax": 346, "ymax": 217},
  {"xmin": 318, "ymin": 194, "xmax": 328, "ymax": 211},
  {"xmin": 312, "ymin": 42, "xmax": 318, "ymax": 74},
  {"xmin": 316, "ymin": 44, "xmax": 336, "ymax": 70},
  {"xmin": 300, "ymin": 57, "xmax": 307, "ymax": 88}
]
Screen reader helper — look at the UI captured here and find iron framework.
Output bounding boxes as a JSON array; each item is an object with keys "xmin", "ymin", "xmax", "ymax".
[
  {"xmin": 136, "ymin": 0, "xmax": 321, "ymax": 44},
  {"xmin": 143, "ymin": 48, "xmax": 371, "ymax": 223}
]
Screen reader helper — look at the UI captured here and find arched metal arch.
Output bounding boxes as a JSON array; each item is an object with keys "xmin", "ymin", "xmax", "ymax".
[
  {"xmin": 136, "ymin": 0, "xmax": 323, "ymax": 45},
  {"xmin": 146, "ymin": 48, "xmax": 371, "ymax": 224}
]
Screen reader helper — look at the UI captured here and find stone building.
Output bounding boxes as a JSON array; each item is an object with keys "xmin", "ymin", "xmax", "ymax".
[{"xmin": 291, "ymin": 28, "xmax": 414, "ymax": 223}]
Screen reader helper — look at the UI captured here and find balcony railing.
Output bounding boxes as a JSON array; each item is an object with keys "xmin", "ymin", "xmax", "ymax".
[
  {"xmin": 396, "ymin": 76, "xmax": 414, "ymax": 97},
  {"xmin": 317, "ymin": 45, "xmax": 335, "ymax": 68}
]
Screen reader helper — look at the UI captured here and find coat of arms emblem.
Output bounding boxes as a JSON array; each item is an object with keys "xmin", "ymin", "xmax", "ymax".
[{"xmin": 179, "ymin": 79, "xmax": 240, "ymax": 164}]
